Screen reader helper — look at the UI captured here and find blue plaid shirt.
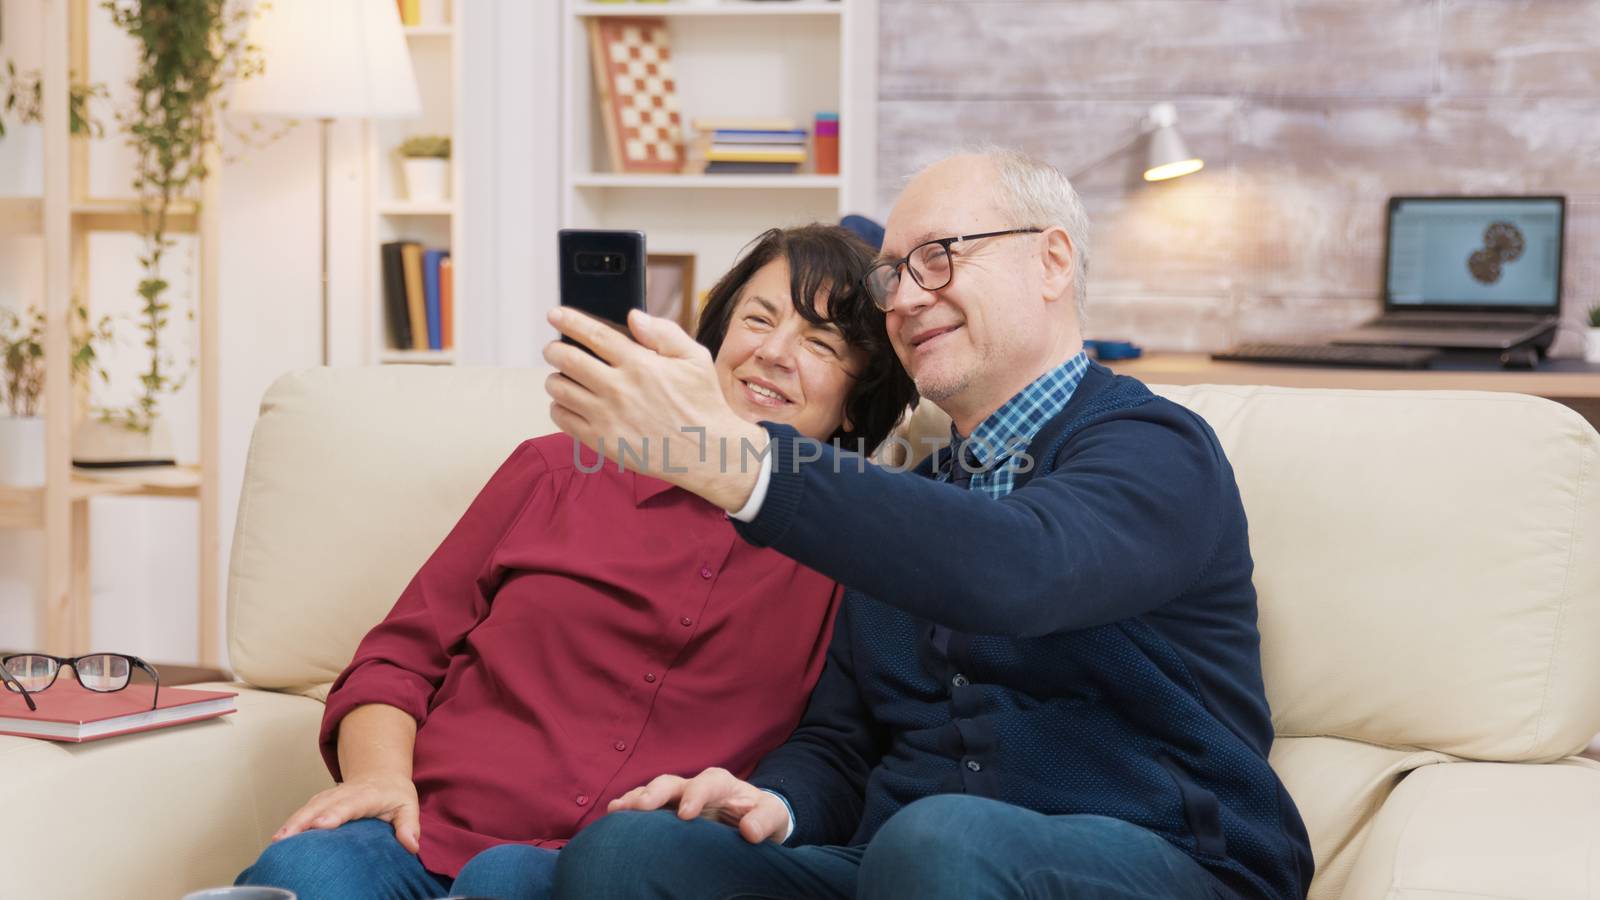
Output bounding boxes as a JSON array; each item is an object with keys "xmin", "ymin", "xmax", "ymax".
[{"xmin": 937, "ymin": 351, "xmax": 1090, "ymax": 497}]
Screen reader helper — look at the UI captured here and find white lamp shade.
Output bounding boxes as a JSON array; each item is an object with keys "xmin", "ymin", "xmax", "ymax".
[
  {"xmin": 231, "ymin": 0, "xmax": 421, "ymax": 120},
  {"xmin": 1143, "ymin": 124, "xmax": 1204, "ymax": 182}
]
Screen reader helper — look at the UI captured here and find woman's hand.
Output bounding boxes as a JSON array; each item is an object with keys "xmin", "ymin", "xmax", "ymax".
[
  {"xmin": 608, "ymin": 767, "xmax": 791, "ymax": 844},
  {"xmin": 272, "ymin": 773, "xmax": 423, "ymax": 854}
]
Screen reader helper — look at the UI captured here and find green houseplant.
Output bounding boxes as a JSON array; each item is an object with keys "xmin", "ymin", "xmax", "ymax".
[
  {"xmin": 0, "ymin": 60, "xmax": 108, "ymax": 139},
  {"xmin": 0, "ymin": 303, "xmax": 115, "ymax": 486},
  {"xmin": 398, "ymin": 133, "xmax": 451, "ymax": 203},
  {"xmin": 99, "ymin": 0, "xmax": 260, "ymax": 436}
]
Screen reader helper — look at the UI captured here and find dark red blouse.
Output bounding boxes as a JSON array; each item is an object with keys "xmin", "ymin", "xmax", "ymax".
[{"xmin": 319, "ymin": 434, "xmax": 841, "ymax": 877}]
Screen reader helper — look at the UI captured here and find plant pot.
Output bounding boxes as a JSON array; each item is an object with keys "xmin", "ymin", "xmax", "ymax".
[
  {"xmin": 1586, "ymin": 328, "xmax": 1600, "ymax": 364},
  {"xmin": 0, "ymin": 416, "xmax": 46, "ymax": 487},
  {"xmin": 402, "ymin": 158, "xmax": 450, "ymax": 203},
  {"xmin": 71, "ymin": 417, "xmax": 177, "ymax": 470}
]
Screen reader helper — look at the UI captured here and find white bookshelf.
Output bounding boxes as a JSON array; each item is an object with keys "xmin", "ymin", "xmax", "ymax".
[
  {"xmin": 560, "ymin": 0, "xmax": 878, "ymax": 311},
  {"xmin": 369, "ymin": 6, "xmax": 465, "ymax": 366}
]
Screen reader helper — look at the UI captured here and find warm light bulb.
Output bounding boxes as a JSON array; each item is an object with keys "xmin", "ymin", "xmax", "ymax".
[{"xmin": 1143, "ymin": 158, "xmax": 1204, "ymax": 182}]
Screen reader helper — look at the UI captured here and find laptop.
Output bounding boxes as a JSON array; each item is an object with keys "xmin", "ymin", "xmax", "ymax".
[{"xmin": 1329, "ymin": 196, "xmax": 1564, "ymax": 351}]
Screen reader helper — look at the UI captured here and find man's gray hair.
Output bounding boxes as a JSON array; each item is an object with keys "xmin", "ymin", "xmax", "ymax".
[{"xmin": 926, "ymin": 146, "xmax": 1092, "ymax": 321}]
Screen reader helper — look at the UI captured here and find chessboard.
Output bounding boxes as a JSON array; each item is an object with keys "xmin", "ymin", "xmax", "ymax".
[{"xmin": 588, "ymin": 17, "xmax": 685, "ymax": 174}]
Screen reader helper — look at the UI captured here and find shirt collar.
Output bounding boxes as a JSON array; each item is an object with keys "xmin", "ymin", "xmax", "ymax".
[{"xmin": 947, "ymin": 350, "xmax": 1092, "ymax": 472}]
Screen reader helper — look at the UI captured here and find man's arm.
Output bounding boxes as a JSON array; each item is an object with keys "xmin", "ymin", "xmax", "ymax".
[
  {"xmin": 747, "ymin": 598, "xmax": 886, "ymax": 846},
  {"xmin": 541, "ymin": 308, "xmax": 1226, "ymax": 635},
  {"xmin": 738, "ymin": 409, "xmax": 1227, "ymax": 637}
]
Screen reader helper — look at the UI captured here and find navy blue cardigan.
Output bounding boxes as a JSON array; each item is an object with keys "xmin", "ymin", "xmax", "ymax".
[{"xmin": 736, "ymin": 362, "xmax": 1313, "ymax": 900}]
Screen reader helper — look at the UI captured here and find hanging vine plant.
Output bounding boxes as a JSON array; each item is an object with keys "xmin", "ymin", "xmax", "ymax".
[{"xmin": 101, "ymin": 0, "xmax": 260, "ymax": 433}]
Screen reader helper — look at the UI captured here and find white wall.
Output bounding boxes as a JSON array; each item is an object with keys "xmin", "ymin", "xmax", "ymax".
[{"xmin": 0, "ymin": 0, "xmax": 558, "ymax": 666}]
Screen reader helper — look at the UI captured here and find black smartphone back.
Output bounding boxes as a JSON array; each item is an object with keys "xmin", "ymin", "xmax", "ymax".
[{"xmin": 558, "ymin": 229, "xmax": 647, "ymax": 348}]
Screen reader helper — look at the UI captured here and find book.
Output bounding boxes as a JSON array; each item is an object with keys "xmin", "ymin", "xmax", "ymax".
[
  {"xmin": 0, "ymin": 679, "xmax": 236, "ymax": 743},
  {"xmin": 692, "ymin": 117, "xmax": 797, "ymax": 132},
  {"xmin": 423, "ymin": 248, "xmax": 445, "ymax": 351},
  {"xmin": 401, "ymin": 242, "xmax": 429, "ymax": 352},
  {"xmin": 706, "ymin": 147, "xmax": 807, "ymax": 164},
  {"xmin": 381, "ymin": 241, "xmax": 414, "ymax": 350},
  {"xmin": 440, "ymin": 255, "xmax": 454, "ymax": 350},
  {"xmin": 711, "ymin": 130, "xmax": 808, "ymax": 145},
  {"xmin": 397, "ymin": 0, "xmax": 420, "ymax": 26},
  {"xmin": 709, "ymin": 143, "xmax": 809, "ymax": 156},
  {"xmin": 704, "ymin": 161, "xmax": 802, "ymax": 175}
]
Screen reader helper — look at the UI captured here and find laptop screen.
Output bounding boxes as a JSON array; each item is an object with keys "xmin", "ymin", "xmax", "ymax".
[{"xmin": 1385, "ymin": 196, "xmax": 1564, "ymax": 313}]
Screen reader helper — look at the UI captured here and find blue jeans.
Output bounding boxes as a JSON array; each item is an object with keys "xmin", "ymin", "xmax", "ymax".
[
  {"xmin": 235, "ymin": 817, "xmax": 558, "ymax": 900},
  {"xmin": 552, "ymin": 794, "xmax": 1230, "ymax": 899}
]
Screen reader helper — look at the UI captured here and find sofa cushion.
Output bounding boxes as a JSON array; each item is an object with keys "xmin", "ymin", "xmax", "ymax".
[
  {"xmin": 0, "ymin": 685, "xmax": 330, "ymax": 897},
  {"xmin": 1340, "ymin": 759, "xmax": 1600, "ymax": 900}
]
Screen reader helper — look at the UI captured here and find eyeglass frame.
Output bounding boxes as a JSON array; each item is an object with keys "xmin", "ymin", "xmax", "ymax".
[
  {"xmin": 0, "ymin": 652, "xmax": 161, "ymax": 712},
  {"xmin": 862, "ymin": 227, "xmax": 1044, "ymax": 311}
]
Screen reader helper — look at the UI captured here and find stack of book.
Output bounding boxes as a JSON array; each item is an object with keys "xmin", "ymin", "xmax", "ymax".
[
  {"xmin": 381, "ymin": 242, "xmax": 455, "ymax": 352},
  {"xmin": 692, "ymin": 118, "xmax": 808, "ymax": 175}
]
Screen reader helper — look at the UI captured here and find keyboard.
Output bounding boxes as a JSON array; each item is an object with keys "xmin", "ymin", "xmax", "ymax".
[{"xmin": 1212, "ymin": 342, "xmax": 1439, "ymax": 369}]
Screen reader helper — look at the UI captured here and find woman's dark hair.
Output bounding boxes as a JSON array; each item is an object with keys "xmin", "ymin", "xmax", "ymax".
[{"xmin": 696, "ymin": 224, "xmax": 917, "ymax": 455}]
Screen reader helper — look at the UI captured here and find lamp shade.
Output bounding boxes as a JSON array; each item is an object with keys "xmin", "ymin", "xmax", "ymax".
[
  {"xmin": 231, "ymin": 0, "xmax": 420, "ymax": 120},
  {"xmin": 1142, "ymin": 103, "xmax": 1204, "ymax": 182}
]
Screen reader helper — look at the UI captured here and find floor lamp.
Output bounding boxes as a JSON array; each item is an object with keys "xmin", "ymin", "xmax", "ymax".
[{"xmin": 231, "ymin": 0, "xmax": 421, "ymax": 365}]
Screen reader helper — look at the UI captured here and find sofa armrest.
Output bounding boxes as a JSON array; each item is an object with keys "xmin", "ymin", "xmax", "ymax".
[
  {"xmin": 0, "ymin": 684, "xmax": 332, "ymax": 898},
  {"xmin": 1341, "ymin": 759, "xmax": 1600, "ymax": 900}
]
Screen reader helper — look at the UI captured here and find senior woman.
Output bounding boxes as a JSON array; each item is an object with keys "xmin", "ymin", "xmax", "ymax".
[{"xmin": 235, "ymin": 223, "xmax": 917, "ymax": 900}]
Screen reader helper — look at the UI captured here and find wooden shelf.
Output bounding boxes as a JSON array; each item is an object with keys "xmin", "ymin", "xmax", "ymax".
[
  {"xmin": 574, "ymin": 2, "xmax": 842, "ymax": 17},
  {"xmin": 73, "ymin": 198, "xmax": 199, "ymax": 234},
  {"xmin": 571, "ymin": 173, "xmax": 842, "ymax": 190},
  {"xmin": 0, "ymin": 198, "xmax": 199, "ymax": 235},
  {"xmin": 380, "ymin": 349, "xmax": 458, "ymax": 365},
  {"xmin": 376, "ymin": 201, "xmax": 455, "ymax": 216},
  {"xmin": 0, "ymin": 465, "xmax": 202, "ymax": 530}
]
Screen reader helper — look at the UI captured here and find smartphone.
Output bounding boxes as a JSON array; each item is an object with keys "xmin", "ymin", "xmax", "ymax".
[{"xmin": 558, "ymin": 229, "xmax": 647, "ymax": 353}]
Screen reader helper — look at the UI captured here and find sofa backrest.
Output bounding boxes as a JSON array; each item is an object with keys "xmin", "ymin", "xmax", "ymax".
[
  {"xmin": 231, "ymin": 368, "xmax": 1600, "ymax": 762},
  {"xmin": 227, "ymin": 366, "xmax": 557, "ymax": 695},
  {"xmin": 903, "ymin": 382, "xmax": 1600, "ymax": 762}
]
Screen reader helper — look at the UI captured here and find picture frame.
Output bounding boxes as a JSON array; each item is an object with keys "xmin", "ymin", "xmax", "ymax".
[{"xmin": 646, "ymin": 253, "xmax": 697, "ymax": 332}]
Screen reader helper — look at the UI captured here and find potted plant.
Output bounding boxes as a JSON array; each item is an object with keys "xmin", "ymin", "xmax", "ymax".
[
  {"xmin": 399, "ymin": 134, "xmax": 451, "ymax": 202},
  {"xmin": 1587, "ymin": 304, "xmax": 1600, "ymax": 364},
  {"xmin": 94, "ymin": 0, "xmax": 258, "ymax": 445},
  {"xmin": 0, "ymin": 304, "xmax": 115, "ymax": 487}
]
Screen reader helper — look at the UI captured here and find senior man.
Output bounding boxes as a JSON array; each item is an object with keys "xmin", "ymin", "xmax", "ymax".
[{"xmin": 540, "ymin": 149, "xmax": 1313, "ymax": 900}]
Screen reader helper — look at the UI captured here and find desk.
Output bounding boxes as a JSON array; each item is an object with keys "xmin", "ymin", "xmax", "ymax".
[{"xmin": 1109, "ymin": 354, "xmax": 1600, "ymax": 430}]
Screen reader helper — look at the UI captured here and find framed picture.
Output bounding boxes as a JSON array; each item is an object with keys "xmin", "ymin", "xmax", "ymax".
[{"xmin": 646, "ymin": 253, "xmax": 696, "ymax": 332}]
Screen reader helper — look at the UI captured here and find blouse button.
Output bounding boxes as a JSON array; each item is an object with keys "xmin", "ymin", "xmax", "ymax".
[
  {"xmin": 680, "ymin": 617, "xmax": 693, "ymax": 627},
  {"xmin": 699, "ymin": 566, "xmax": 714, "ymax": 579},
  {"xmin": 576, "ymin": 795, "xmax": 589, "ymax": 806},
  {"xmin": 644, "ymin": 672, "xmax": 657, "ymax": 683},
  {"xmin": 951, "ymin": 673, "xmax": 970, "ymax": 688},
  {"xmin": 614, "ymin": 741, "xmax": 627, "ymax": 752}
]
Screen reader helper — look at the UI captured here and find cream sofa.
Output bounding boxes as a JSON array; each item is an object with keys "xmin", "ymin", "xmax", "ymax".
[{"xmin": 4, "ymin": 365, "xmax": 1600, "ymax": 899}]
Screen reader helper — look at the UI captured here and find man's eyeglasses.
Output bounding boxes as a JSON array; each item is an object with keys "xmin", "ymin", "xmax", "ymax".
[
  {"xmin": 862, "ymin": 228, "xmax": 1042, "ymax": 311},
  {"xmin": 0, "ymin": 653, "xmax": 160, "ymax": 713}
]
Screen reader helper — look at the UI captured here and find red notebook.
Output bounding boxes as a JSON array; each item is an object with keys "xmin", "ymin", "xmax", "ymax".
[{"xmin": 0, "ymin": 678, "xmax": 236, "ymax": 743}]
